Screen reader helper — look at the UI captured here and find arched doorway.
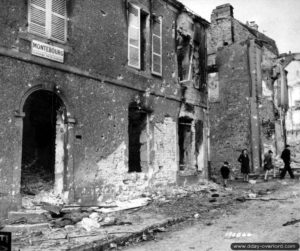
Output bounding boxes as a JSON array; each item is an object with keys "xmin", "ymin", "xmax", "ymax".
[{"xmin": 21, "ymin": 90, "xmax": 66, "ymax": 196}]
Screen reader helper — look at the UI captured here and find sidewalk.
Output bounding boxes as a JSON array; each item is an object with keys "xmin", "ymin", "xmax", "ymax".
[{"xmin": 2, "ymin": 178, "xmax": 297, "ymax": 251}]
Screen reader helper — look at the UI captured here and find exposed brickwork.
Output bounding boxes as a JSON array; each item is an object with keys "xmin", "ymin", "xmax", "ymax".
[{"xmin": 209, "ymin": 42, "xmax": 251, "ymax": 174}]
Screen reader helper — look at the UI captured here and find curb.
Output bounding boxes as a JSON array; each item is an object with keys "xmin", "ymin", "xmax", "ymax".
[{"xmin": 68, "ymin": 216, "xmax": 189, "ymax": 251}]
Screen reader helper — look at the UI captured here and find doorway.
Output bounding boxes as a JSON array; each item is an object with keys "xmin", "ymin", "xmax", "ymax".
[
  {"xmin": 128, "ymin": 105, "xmax": 149, "ymax": 172},
  {"xmin": 178, "ymin": 117, "xmax": 193, "ymax": 170},
  {"xmin": 21, "ymin": 90, "xmax": 65, "ymax": 195}
]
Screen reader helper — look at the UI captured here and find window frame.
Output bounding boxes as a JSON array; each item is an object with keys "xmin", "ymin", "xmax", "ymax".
[
  {"xmin": 127, "ymin": 3, "xmax": 141, "ymax": 69},
  {"xmin": 28, "ymin": 0, "xmax": 67, "ymax": 44},
  {"xmin": 151, "ymin": 16, "xmax": 163, "ymax": 76}
]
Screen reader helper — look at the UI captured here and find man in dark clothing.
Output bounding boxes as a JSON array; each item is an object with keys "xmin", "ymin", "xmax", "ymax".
[
  {"xmin": 220, "ymin": 161, "xmax": 230, "ymax": 187},
  {"xmin": 280, "ymin": 145, "xmax": 294, "ymax": 179}
]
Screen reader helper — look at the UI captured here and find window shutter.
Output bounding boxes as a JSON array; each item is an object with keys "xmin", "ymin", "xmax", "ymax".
[
  {"xmin": 28, "ymin": 0, "xmax": 46, "ymax": 37},
  {"xmin": 128, "ymin": 4, "xmax": 141, "ymax": 69},
  {"xmin": 51, "ymin": 0, "xmax": 67, "ymax": 43},
  {"xmin": 28, "ymin": 0, "xmax": 67, "ymax": 43},
  {"xmin": 152, "ymin": 17, "xmax": 162, "ymax": 76}
]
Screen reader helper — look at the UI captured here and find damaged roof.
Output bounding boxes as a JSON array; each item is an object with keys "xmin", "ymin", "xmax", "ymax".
[
  {"xmin": 236, "ymin": 20, "xmax": 279, "ymax": 55},
  {"xmin": 163, "ymin": 0, "xmax": 210, "ymax": 26}
]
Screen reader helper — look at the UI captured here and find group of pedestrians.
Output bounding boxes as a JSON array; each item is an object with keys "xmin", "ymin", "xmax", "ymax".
[{"xmin": 220, "ymin": 145, "xmax": 296, "ymax": 187}]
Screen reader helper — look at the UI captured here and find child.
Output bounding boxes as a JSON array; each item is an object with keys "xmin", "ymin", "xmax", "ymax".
[
  {"xmin": 220, "ymin": 161, "xmax": 230, "ymax": 187},
  {"xmin": 263, "ymin": 150, "xmax": 273, "ymax": 181}
]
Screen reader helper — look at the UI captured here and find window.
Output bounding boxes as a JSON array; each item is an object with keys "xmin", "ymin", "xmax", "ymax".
[
  {"xmin": 152, "ymin": 16, "xmax": 162, "ymax": 76},
  {"xmin": 128, "ymin": 4, "xmax": 141, "ymax": 69},
  {"xmin": 28, "ymin": 0, "xmax": 67, "ymax": 43}
]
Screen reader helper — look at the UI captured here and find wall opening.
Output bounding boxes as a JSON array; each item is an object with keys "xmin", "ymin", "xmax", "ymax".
[
  {"xmin": 128, "ymin": 104, "xmax": 149, "ymax": 172},
  {"xmin": 21, "ymin": 90, "xmax": 64, "ymax": 195},
  {"xmin": 178, "ymin": 117, "xmax": 193, "ymax": 170}
]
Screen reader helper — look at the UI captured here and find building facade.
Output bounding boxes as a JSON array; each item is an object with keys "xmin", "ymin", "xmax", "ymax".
[
  {"xmin": 207, "ymin": 4, "xmax": 288, "ymax": 176},
  {"xmin": 0, "ymin": 0, "xmax": 209, "ymax": 216},
  {"xmin": 283, "ymin": 56, "xmax": 300, "ymax": 160}
]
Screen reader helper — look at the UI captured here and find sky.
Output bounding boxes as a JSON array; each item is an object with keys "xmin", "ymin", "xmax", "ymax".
[{"xmin": 179, "ymin": 0, "xmax": 300, "ymax": 54}]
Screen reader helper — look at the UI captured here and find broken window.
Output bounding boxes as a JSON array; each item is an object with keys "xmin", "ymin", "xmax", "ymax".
[
  {"xmin": 28, "ymin": 0, "xmax": 68, "ymax": 43},
  {"xmin": 152, "ymin": 16, "xmax": 162, "ymax": 76},
  {"xmin": 178, "ymin": 117, "xmax": 193, "ymax": 170},
  {"xmin": 128, "ymin": 104, "xmax": 151, "ymax": 172},
  {"xmin": 21, "ymin": 90, "xmax": 64, "ymax": 195},
  {"xmin": 177, "ymin": 34, "xmax": 192, "ymax": 81}
]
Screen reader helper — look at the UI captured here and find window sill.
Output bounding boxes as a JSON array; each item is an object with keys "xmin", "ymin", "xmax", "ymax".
[
  {"xmin": 18, "ymin": 32, "xmax": 73, "ymax": 53},
  {"xmin": 125, "ymin": 65, "xmax": 164, "ymax": 80}
]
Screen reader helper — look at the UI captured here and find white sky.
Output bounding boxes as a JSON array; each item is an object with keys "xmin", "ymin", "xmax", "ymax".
[{"xmin": 179, "ymin": 0, "xmax": 300, "ymax": 54}]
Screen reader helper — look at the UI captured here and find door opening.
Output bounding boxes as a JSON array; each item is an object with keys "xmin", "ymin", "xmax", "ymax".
[
  {"xmin": 178, "ymin": 117, "xmax": 193, "ymax": 170},
  {"xmin": 21, "ymin": 90, "xmax": 64, "ymax": 195},
  {"xmin": 128, "ymin": 105, "xmax": 149, "ymax": 172}
]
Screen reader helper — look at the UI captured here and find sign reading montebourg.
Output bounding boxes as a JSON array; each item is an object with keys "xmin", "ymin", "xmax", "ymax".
[{"xmin": 31, "ymin": 40, "xmax": 64, "ymax": 63}]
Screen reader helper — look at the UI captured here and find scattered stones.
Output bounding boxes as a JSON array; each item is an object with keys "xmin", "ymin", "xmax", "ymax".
[
  {"xmin": 41, "ymin": 202, "xmax": 64, "ymax": 215},
  {"xmin": 236, "ymin": 197, "xmax": 246, "ymax": 202},
  {"xmin": 248, "ymin": 193, "xmax": 257, "ymax": 199},
  {"xmin": 77, "ymin": 217, "xmax": 100, "ymax": 232},
  {"xmin": 257, "ymin": 190, "xmax": 268, "ymax": 196}
]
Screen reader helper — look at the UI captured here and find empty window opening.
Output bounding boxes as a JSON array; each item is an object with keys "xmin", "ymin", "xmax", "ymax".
[
  {"xmin": 177, "ymin": 34, "xmax": 192, "ymax": 81},
  {"xmin": 178, "ymin": 117, "xmax": 193, "ymax": 170},
  {"xmin": 21, "ymin": 90, "xmax": 64, "ymax": 195},
  {"xmin": 128, "ymin": 105, "xmax": 149, "ymax": 172}
]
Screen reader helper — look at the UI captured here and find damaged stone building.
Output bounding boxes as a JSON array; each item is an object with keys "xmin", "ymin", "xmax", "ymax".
[
  {"xmin": 207, "ymin": 4, "xmax": 289, "ymax": 175},
  {"xmin": 282, "ymin": 54, "xmax": 300, "ymax": 159},
  {"xmin": 0, "ymin": 0, "xmax": 209, "ymax": 216}
]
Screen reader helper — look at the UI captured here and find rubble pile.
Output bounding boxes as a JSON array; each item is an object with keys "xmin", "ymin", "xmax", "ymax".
[
  {"xmin": 21, "ymin": 160, "xmax": 54, "ymax": 195},
  {"xmin": 22, "ymin": 190, "xmax": 66, "ymax": 211}
]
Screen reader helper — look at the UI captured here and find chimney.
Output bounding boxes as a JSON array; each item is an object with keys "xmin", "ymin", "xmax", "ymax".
[
  {"xmin": 211, "ymin": 4, "xmax": 234, "ymax": 22},
  {"xmin": 247, "ymin": 21, "xmax": 259, "ymax": 31}
]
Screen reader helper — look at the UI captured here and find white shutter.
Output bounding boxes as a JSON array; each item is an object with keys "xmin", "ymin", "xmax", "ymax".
[
  {"xmin": 128, "ymin": 4, "xmax": 141, "ymax": 69},
  {"xmin": 28, "ymin": 0, "xmax": 46, "ymax": 37},
  {"xmin": 152, "ymin": 17, "xmax": 162, "ymax": 76},
  {"xmin": 28, "ymin": 0, "xmax": 67, "ymax": 43},
  {"xmin": 51, "ymin": 0, "xmax": 67, "ymax": 43}
]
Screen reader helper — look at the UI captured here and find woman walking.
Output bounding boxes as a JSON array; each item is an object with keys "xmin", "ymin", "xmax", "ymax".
[{"xmin": 238, "ymin": 149, "xmax": 250, "ymax": 182}]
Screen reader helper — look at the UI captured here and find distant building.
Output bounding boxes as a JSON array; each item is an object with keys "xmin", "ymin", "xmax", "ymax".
[
  {"xmin": 282, "ymin": 56, "xmax": 300, "ymax": 156},
  {"xmin": 0, "ymin": 0, "xmax": 209, "ymax": 216},
  {"xmin": 207, "ymin": 4, "xmax": 288, "ymax": 175}
]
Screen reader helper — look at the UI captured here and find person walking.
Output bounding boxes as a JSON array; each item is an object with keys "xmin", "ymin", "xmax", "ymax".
[
  {"xmin": 220, "ymin": 161, "xmax": 230, "ymax": 187},
  {"xmin": 280, "ymin": 144, "xmax": 295, "ymax": 179},
  {"xmin": 238, "ymin": 149, "xmax": 250, "ymax": 182},
  {"xmin": 263, "ymin": 150, "xmax": 273, "ymax": 181}
]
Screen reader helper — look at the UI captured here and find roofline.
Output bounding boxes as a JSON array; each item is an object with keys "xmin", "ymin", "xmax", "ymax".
[{"xmin": 162, "ymin": 0, "xmax": 210, "ymax": 26}]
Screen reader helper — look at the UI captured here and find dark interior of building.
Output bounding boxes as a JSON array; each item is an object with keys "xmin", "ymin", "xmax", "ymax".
[
  {"xmin": 21, "ymin": 90, "xmax": 63, "ymax": 195},
  {"xmin": 128, "ymin": 105, "xmax": 147, "ymax": 172},
  {"xmin": 178, "ymin": 117, "xmax": 193, "ymax": 170}
]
